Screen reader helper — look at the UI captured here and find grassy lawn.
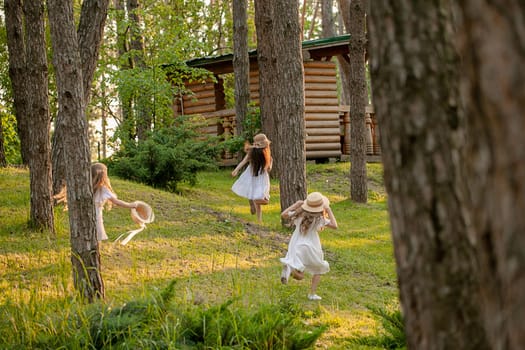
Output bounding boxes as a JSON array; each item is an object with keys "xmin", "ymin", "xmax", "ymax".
[{"xmin": 0, "ymin": 162, "xmax": 399, "ymax": 349}]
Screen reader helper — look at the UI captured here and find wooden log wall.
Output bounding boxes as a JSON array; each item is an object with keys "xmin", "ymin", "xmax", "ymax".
[
  {"xmin": 304, "ymin": 61, "xmax": 341, "ymax": 159},
  {"xmin": 175, "ymin": 61, "xmax": 381, "ymax": 162},
  {"xmin": 175, "ymin": 77, "xmax": 226, "ymax": 136},
  {"xmin": 247, "ymin": 61, "xmax": 341, "ymax": 159}
]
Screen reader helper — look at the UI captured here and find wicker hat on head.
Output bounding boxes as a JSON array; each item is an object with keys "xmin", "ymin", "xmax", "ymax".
[
  {"xmin": 252, "ymin": 133, "xmax": 271, "ymax": 149},
  {"xmin": 301, "ymin": 192, "xmax": 329, "ymax": 213},
  {"xmin": 131, "ymin": 201, "xmax": 155, "ymax": 225}
]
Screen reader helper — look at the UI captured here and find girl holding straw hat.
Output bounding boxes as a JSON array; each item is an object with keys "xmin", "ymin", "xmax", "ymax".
[
  {"xmin": 91, "ymin": 163, "xmax": 140, "ymax": 241},
  {"xmin": 231, "ymin": 133, "xmax": 273, "ymax": 222},
  {"xmin": 279, "ymin": 192, "xmax": 338, "ymax": 301},
  {"xmin": 54, "ymin": 163, "xmax": 153, "ymax": 243}
]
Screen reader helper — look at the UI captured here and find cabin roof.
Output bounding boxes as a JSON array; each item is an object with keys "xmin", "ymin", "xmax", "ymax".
[{"xmin": 185, "ymin": 34, "xmax": 350, "ymax": 74}]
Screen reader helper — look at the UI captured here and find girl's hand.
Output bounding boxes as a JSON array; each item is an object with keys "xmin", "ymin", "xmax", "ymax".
[{"xmin": 231, "ymin": 170, "xmax": 237, "ymax": 177}]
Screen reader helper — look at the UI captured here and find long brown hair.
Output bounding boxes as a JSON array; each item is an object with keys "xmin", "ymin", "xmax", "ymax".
[
  {"xmin": 289, "ymin": 207, "xmax": 325, "ymax": 234},
  {"xmin": 91, "ymin": 163, "xmax": 115, "ymax": 209},
  {"xmin": 250, "ymin": 146, "xmax": 271, "ymax": 176}
]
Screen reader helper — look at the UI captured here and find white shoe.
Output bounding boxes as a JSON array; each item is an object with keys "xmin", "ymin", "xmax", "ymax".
[
  {"xmin": 281, "ymin": 265, "xmax": 291, "ymax": 284},
  {"xmin": 308, "ymin": 294, "xmax": 322, "ymax": 301}
]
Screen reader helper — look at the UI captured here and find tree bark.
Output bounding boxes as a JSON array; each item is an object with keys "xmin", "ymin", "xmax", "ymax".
[
  {"xmin": 336, "ymin": 0, "xmax": 352, "ymax": 105},
  {"xmin": 456, "ymin": 2, "xmax": 525, "ymax": 348},
  {"xmin": 47, "ymin": 0, "xmax": 104, "ymax": 302},
  {"xmin": 127, "ymin": 0, "xmax": 151, "ymax": 141},
  {"xmin": 232, "ymin": 0, "xmax": 250, "ymax": 139},
  {"xmin": 368, "ymin": 2, "xmax": 488, "ymax": 349},
  {"xmin": 254, "ymin": 0, "xmax": 307, "ymax": 211},
  {"xmin": 0, "ymin": 115, "xmax": 7, "ymax": 167},
  {"xmin": 52, "ymin": 0, "xmax": 110, "ymax": 194},
  {"xmin": 114, "ymin": 0, "xmax": 134, "ymax": 142},
  {"xmin": 5, "ymin": 0, "xmax": 55, "ymax": 232},
  {"xmin": 25, "ymin": 0, "xmax": 55, "ymax": 232},
  {"xmin": 4, "ymin": 0, "xmax": 30, "ymax": 166},
  {"xmin": 348, "ymin": 0, "xmax": 367, "ymax": 203}
]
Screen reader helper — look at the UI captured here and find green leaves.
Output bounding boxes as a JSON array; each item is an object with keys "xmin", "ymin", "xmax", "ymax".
[{"xmin": 109, "ymin": 121, "xmax": 220, "ymax": 191}]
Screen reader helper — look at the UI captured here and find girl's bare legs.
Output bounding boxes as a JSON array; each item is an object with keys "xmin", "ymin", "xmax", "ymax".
[
  {"xmin": 310, "ymin": 274, "xmax": 321, "ymax": 295},
  {"xmin": 255, "ymin": 203, "xmax": 262, "ymax": 222},
  {"xmin": 254, "ymin": 198, "xmax": 268, "ymax": 222}
]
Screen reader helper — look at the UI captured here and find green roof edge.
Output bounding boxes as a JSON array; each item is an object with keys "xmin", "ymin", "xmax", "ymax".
[{"xmin": 186, "ymin": 34, "xmax": 350, "ymax": 68}]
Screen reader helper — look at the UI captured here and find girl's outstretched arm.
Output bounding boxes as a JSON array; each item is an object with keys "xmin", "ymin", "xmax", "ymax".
[
  {"xmin": 231, "ymin": 153, "xmax": 250, "ymax": 176},
  {"xmin": 281, "ymin": 200, "xmax": 303, "ymax": 219},
  {"xmin": 324, "ymin": 206, "xmax": 338, "ymax": 229},
  {"xmin": 109, "ymin": 197, "xmax": 137, "ymax": 209}
]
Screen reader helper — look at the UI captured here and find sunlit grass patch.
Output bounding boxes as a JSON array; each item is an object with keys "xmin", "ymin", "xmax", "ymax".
[{"xmin": 0, "ymin": 162, "xmax": 401, "ymax": 349}]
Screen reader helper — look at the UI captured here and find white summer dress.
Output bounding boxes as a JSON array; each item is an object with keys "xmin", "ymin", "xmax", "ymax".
[
  {"xmin": 280, "ymin": 215, "xmax": 330, "ymax": 275},
  {"xmin": 93, "ymin": 186, "xmax": 116, "ymax": 241},
  {"xmin": 231, "ymin": 165, "xmax": 270, "ymax": 201}
]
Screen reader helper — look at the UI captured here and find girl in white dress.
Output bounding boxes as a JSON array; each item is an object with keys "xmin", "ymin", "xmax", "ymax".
[
  {"xmin": 91, "ymin": 163, "xmax": 138, "ymax": 241},
  {"xmin": 280, "ymin": 192, "xmax": 338, "ymax": 300},
  {"xmin": 231, "ymin": 133, "xmax": 273, "ymax": 222}
]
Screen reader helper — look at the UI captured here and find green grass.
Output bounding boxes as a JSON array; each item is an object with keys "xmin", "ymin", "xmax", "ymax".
[{"xmin": 0, "ymin": 162, "xmax": 401, "ymax": 349}]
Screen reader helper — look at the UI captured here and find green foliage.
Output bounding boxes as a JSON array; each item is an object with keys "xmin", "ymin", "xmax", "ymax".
[
  {"xmin": 109, "ymin": 119, "xmax": 220, "ymax": 191},
  {"xmin": 221, "ymin": 104, "xmax": 262, "ymax": 155},
  {"xmin": 349, "ymin": 305, "xmax": 406, "ymax": 349},
  {"xmin": 2, "ymin": 280, "xmax": 326, "ymax": 350},
  {"xmin": 1, "ymin": 111, "xmax": 21, "ymax": 164},
  {"xmin": 180, "ymin": 298, "xmax": 326, "ymax": 349}
]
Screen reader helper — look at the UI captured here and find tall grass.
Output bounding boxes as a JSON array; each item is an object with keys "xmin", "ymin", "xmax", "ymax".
[{"xmin": 0, "ymin": 162, "xmax": 402, "ymax": 349}]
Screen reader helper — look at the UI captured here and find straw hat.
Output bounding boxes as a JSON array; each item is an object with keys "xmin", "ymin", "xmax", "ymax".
[
  {"xmin": 131, "ymin": 201, "xmax": 155, "ymax": 225},
  {"xmin": 301, "ymin": 192, "xmax": 329, "ymax": 213},
  {"xmin": 252, "ymin": 133, "xmax": 271, "ymax": 148}
]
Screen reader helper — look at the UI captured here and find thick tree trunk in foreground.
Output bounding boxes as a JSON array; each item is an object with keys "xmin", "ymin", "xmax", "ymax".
[
  {"xmin": 254, "ymin": 0, "xmax": 307, "ymax": 210},
  {"xmin": 348, "ymin": 0, "xmax": 368, "ymax": 203},
  {"xmin": 368, "ymin": 2, "xmax": 488, "ymax": 349},
  {"xmin": 47, "ymin": 0, "xmax": 104, "ymax": 301},
  {"xmin": 456, "ymin": 2, "xmax": 525, "ymax": 348}
]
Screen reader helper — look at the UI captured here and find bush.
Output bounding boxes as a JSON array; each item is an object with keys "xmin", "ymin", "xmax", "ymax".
[
  {"xmin": 109, "ymin": 120, "xmax": 221, "ymax": 192},
  {"xmin": 1, "ymin": 111, "xmax": 22, "ymax": 164}
]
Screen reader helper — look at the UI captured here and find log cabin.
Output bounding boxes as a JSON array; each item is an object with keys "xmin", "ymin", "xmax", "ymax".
[{"xmin": 173, "ymin": 34, "xmax": 381, "ymax": 163}]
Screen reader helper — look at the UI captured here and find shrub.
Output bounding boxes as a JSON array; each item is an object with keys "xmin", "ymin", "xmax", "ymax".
[
  {"xmin": 109, "ymin": 119, "xmax": 221, "ymax": 191},
  {"xmin": 1, "ymin": 111, "xmax": 22, "ymax": 164}
]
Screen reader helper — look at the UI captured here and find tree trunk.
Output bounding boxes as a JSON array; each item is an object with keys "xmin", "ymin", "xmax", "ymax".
[
  {"xmin": 321, "ymin": 0, "xmax": 334, "ymax": 38},
  {"xmin": 254, "ymin": 0, "xmax": 307, "ymax": 211},
  {"xmin": 232, "ymin": 0, "xmax": 250, "ymax": 139},
  {"xmin": 456, "ymin": 2, "xmax": 525, "ymax": 348},
  {"xmin": 336, "ymin": 0, "xmax": 352, "ymax": 105},
  {"xmin": 369, "ymin": 2, "xmax": 489, "ymax": 349},
  {"xmin": 52, "ymin": 0, "xmax": 110, "ymax": 195},
  {"xmin": 348, "ymin": 0, "xmax": 367, "ymax": 203},
  {"xmin": 5, "ymin": 0, "xmax": 55, "ymax": 231},
  {"xmin": 127, "ymin": 0, "xmax": 151, "ymax": 141},
  {"xmin": 114, "ymin": 0, "xmax": 134, "ymax": 142},
  {"xmin": 47, "ymin": 0, "xmax": 104, "ymax": 302},
  {"xmin": 4, "ymin": 0, "xmax": 30, "ymax": 165},
  {"xmin": 25, "ymin": 0, "xmax": 55, "ymax": 232},
  {"xmin": 0, "ymin": 115, "xmax": 7, "ymax": 167}
]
